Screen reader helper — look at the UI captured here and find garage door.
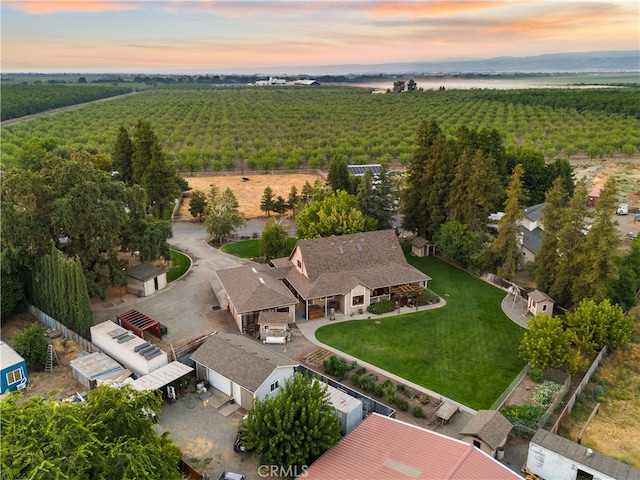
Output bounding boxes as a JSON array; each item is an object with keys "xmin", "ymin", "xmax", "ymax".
[{"xmin": 207, "ymin": 369, "xmax": 231, "ymax": 395}]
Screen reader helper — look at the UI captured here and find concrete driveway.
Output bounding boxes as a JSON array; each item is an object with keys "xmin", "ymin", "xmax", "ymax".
[{"xmin": 92, "ymin": 221, "xmax": 251, "ymax": 346}]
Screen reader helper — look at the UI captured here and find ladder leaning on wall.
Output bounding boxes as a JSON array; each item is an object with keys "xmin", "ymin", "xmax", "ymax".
[{"xmin": 45, "ymin": 344, "xmax": 59, "ymax": 373}]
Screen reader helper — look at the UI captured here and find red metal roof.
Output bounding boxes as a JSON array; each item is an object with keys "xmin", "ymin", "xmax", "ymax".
[
  {"xmin": 116, "ymin": 309, "xmax": 162, "ymax": 340},
  {"xmin": 303, "ymin": 413, "xmax": 521, "ymax": 480}
]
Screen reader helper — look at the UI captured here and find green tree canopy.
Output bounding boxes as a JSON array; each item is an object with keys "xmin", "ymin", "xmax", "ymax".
[
  {"xmin": 260, "ymin": 186, "xmax": 275, "ymax": 217},
  {"xmin": 493, "ymin": 164, "xmax": 527, "ymax": 280},
  {"xmin": 205, "ymin": 185, "xmax": 245, "ymax": 244},
  {"xmin": 571, "ymin": 176, "xmax": 620, "ymax": 305},
  {"xmin": 260, "ymin": 218, "xmax": 290, "ymax": 258},
  {"xmin": 519, "ymin": 313, "xmax": 572, "ymax": 370},
  {"xmin": 242, "ymin": 373, "xmax": 341, "ymax": 473},
  {"xmin": 13, "ymin": 323, "xmax": 48, "ymax": 372},
  {"xmin": 0, "ymin": 384, "xmax": 182, "ymax": 479},
  {"xmin": 565, "ymin": 298, "xmax": 634, "ymax": 355},
  {"xmin": 188, "ymin": 190, "xmax": 208, "ymax": 221},
  {"xmin": 435, "ymin": 221, "xmax": 482, "ymax": 267},
  {"xmin": 296, "ymin": 190, "xmax": 376, "ymax": 239},
  {"xmin": 327, "ymin": 157, "xmax": 352, "ymax": 193}
]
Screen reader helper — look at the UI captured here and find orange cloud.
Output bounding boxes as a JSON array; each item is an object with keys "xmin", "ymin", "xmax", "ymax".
[
  {"xmin": 369, "ymin": 1, "xmax": 499, "ymax": 18},
  {"xmin": 5, "ymin": 1, "xmax": 142, "ymax": 14},
  {"xmin": 485, "ymin": 7, "xmax": 627, "ymax": 37}
]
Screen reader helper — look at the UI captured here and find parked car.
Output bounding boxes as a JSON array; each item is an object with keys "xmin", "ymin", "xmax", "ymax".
[
  {"xmin": 617, "ymin": 204, "xmax": 629, "ymax": 215},
  {"xmin": 218, "ymin": 473, "xmax": 245, "ymax": 480}
]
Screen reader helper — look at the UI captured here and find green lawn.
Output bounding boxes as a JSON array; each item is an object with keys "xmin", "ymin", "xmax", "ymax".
[
  {"xmin": 166, "ymin": 249, "xmax": 191, "ymax": 282},
  {"xmin": 220, "ymin": 238, "xmax": 297, "ymax": 259},
  {"xmin": 315, "ymin": 247, "xmax": 526, "ymax": 410}
]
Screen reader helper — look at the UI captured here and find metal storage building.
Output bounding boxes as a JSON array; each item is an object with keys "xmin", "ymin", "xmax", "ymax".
[
  {"xmin": 322, "ymin": 380, "xmax": 363, "ymax": 435},
  {"xmin": 90, "ymin": 321, "xmax": 168, "ymax": 377},
  {"xmin": 69, "ymin": 352, "xmax": 129, "ymax": 389}
]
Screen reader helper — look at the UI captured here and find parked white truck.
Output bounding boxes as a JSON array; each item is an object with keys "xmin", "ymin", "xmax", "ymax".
[{"xmin": 617, "ymin": 204, "xmax": 629, "ymax": 215}]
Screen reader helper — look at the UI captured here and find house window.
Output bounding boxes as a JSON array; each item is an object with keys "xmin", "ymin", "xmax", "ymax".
[
  {"xmin": 473, "ymin": 440, "xmax": 481, "ymax": 449},
  {"xmin": 296, "ymin": 259, "xmax": 301, "ymax": 268},
  {"xmin": 270, "ymin": 380, "xmax": 280, "ymax": 392},
  {"xmin": 352, "ymin": 295, "xmax": 364, "ymax": 306},
  {"xmin": 276, "ymin": 307, "xmax": 289, "ymax": 313},
  {"xmin": 542, "ymin": 304, "xmax": 547, "ymax": 312},
  {"xmin": 6, "ymin": 368, "xmax": 23, "ymax": 385}
]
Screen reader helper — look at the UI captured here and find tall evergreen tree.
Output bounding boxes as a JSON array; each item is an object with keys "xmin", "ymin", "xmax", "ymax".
[
  {"xmin": 327, "ymin": 157, "xmax": 351, "ymax": 192},
  {"xmin": 287, "ymin": 185, "xmax": 300, "ymax": 214},
  {"xmin": 493, "ymin": 164, "xmax": 527, "ymax": 280},
  {"xmin": 131, "ymin": 119, "xmax": 157, "ymax": 185},
  {"xmin": 401, "ymin": 119, "xmax": 446, "ymax": 238},
  {"xmin": 188, "ymin": 190, "xmax": 208, "ymax": 221},
  {"xmin": 260, "ymin": 186, "xmax": 275, "ymax": 217},
  {"xmin": 534, "ymin": 177, "xmax": 568, "ymax": 293},
  {"xmin": 112, "ymin": 125, "xmax": 134, "ymax": 184},
  {"xmin": 142, "ymin": 143, "xmax": 180, "ymax": 219},
  {"xmin": 549, "ymin": 180, "xmax": 589, "ymax": 307},
  {"xmin": 260, "ymin": 218, "xmax": 290, "ymax": 258},
  {"xmin": 571, "ymin": 177, "xmax": 620, "ymax": 305}
]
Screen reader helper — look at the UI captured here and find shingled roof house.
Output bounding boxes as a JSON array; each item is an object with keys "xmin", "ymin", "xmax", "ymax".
[
  {"xmin": 190, "ymin": 333, "xmax": 296, "ymax": 410},
  {"xmin": 216, "ymin": 230, "xmax": 431, "ymax": 332}
]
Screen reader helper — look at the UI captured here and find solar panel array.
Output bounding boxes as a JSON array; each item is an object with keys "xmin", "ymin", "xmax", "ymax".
[{"xmin": 348, "ymin": 164, "xmax": 381, "ymax": 176}]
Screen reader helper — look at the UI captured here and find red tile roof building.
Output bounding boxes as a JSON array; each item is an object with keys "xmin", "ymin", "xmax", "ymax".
[{"xmin": 303, "ymin": 413, "xmax": 521, "ymax": 480}]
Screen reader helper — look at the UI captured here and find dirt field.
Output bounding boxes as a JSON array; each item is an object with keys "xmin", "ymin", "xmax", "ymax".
[
  {"xmin": 179, "ymin": 173, "xmax": 325, "ymax": 219},
  {"xmin": 561, "ymin": 316, "xmax": 640, "ymax": 468}
]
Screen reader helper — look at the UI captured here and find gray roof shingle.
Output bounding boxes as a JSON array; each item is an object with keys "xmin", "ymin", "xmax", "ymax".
[
  {"xmin": 216, "ymin": 264, "xmax": 298, "ymax": 314},
  {"xmin": 284, "ymin": 230, "xmax": 430, "ymax": 299},
  {"xmin": 127, "ymin": 263, "xmax": 165, "ymax": 281},
  {"xmin": 190, "ymin": 334, "xmax": 296, "ymax": 392}
]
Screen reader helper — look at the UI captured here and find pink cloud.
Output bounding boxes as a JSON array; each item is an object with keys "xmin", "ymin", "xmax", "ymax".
[
  {"xmin": 5, "ymin": 0, "xmax": 142, "ymax": 14},
  {"xmin": 368, "ymin": 1, "xmax": 498, "ymax": 18}
]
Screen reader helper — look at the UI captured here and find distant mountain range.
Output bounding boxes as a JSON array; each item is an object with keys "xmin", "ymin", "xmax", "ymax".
[{"xmin": 225, "ymin": 50, "xmax": 639, "ymax": 76}]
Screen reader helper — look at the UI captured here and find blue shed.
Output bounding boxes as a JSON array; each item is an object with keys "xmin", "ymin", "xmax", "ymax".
[{"xmin": 1, "ymin": 341, "xmax": 28, "ymax": 393}]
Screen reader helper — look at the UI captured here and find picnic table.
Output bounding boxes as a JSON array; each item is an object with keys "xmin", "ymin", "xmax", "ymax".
[{"xmin": 433, "ymin": 401, "xmax": 459, "ymax": 426}]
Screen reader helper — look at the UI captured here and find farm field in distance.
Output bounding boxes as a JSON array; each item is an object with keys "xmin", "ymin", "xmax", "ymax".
[{"xmin": 1, "ymin": 85, "xmax": 639, "ymax": 173}]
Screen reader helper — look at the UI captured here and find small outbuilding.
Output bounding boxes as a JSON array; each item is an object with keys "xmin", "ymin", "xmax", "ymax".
[
  {"xmin": 127, "ymin": 263, "xmax": 167, "ymax": 298},
  {"xmin": 526, "ymin": 428, "xmax": 640, "ymax": 480},
  {"xmin": 90, "ymin": 321, "xmax": 168, "ymax": 377},
  {"xmin": 257, "ymin": 311, "xmax": 291, "ymax": 342},
  {"xmin": 460, "ymin": 409, "xmax": 512, "ymax": 458},
  {"xmin": 322, "ymin": 380, "xmax": 363, "ymax": 435},
  {"xmin": 190, "ymin": 333, "xmax": 296, "ymax": 410},
  {"xmin": 588, "ymin": 186, "xmax": 602, "ymax": 208},
  {"xmin": 411, "ymin": 237, "xmax": 436, "ymax": 257},
  {"xmin": 70, "ymin": 352, "xmax": 130, "ymax": 389},
  {"xmin": 527, "ymin": 289, "xmax": 555, "ymax": 317},
  {"xmin": 1, "ymin": 341, "xmax": 28, "ymax": 393}
]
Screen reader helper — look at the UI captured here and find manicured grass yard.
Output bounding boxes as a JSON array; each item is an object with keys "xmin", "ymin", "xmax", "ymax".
[
  {"xmin": 166, "ymin": 249, "xmax": 191, "ymax": 282},
  {"xmin": 221, "ymin": 238, "xmax": 297, "ymax": 259},
  {"xmin": 315, "ymin": 247, "xmax": 526, "ymax": 410}
]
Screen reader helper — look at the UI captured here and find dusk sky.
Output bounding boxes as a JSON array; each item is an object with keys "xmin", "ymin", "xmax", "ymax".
[{"xmin": 2, "ymin": 1, "xmax": 638, "ymax": 73}]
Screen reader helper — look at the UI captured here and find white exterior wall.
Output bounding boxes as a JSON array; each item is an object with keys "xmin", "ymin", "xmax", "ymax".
[
  {"xmin": 346, "ymin": 284, "xmax": 368, "ymax": 315},
  {"xmin": 527, "ymin": 442, "xmax": 618, "ymax": 480},
  {"xmin": 254, "ymin": 366, "xmax": 295, "ymax": 402},
  {"xmin": 289, "ymin": 247, "xmax": 306, "ymax": 276},
  {"xmin": 90, "ymin": 321, "xmax": 168, "ymax": 377}
]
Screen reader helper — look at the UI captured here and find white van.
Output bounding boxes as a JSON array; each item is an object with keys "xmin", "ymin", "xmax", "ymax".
[{"xmin": 617, "ymin": 204, "xmax": 629, "ymax": 215}]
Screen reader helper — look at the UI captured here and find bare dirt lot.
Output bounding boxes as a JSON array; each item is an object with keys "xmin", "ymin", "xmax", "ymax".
[{"xmin": 179, "ymin": 173, "xmax": 325, "ymax": 219}]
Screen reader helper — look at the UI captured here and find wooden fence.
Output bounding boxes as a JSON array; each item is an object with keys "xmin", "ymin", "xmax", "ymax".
[
  {"xmin": 550, "ymin": 346, "xmax": 608, "ymax": 434},
  {"xmin": 490, "ymin": 363, "xmax": 530, "ymax": 410},
  {"xmin": 27, "ymin": 304, "xmax": 98, "ymax": 354}
]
